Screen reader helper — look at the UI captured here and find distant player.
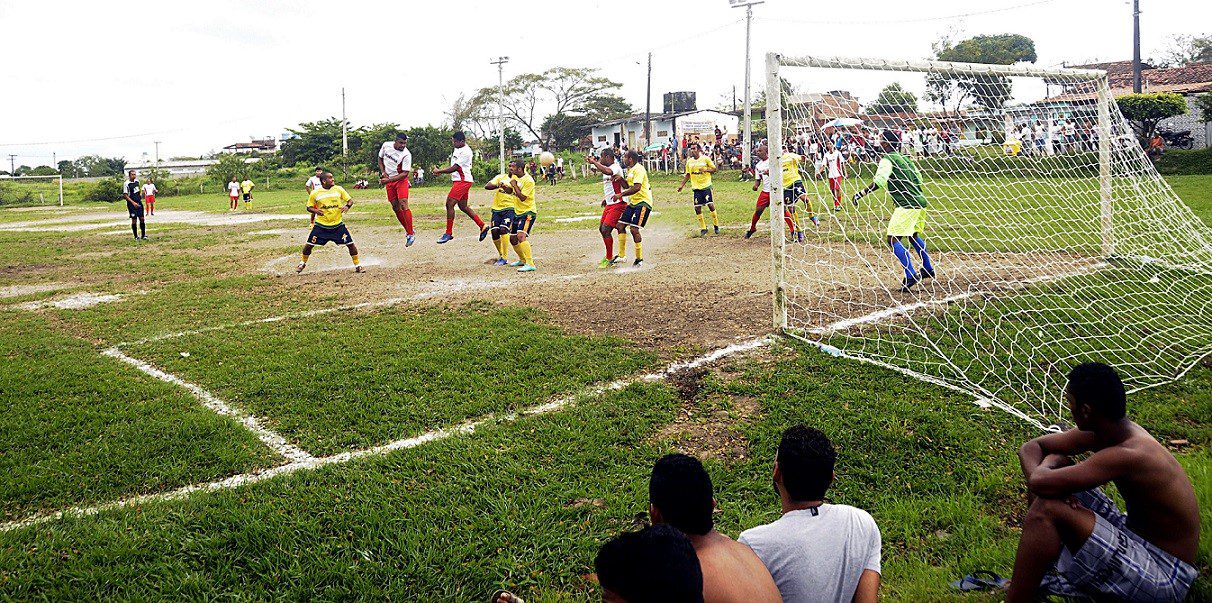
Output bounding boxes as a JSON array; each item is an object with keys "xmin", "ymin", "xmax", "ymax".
[
  {"xmin": 122, "ymin": 170, "xmax": 147, "ymax": 240},
  {"xmin": 613, "ymin": 150, "xmax": 652, "ymax": 267},
  {"xmin": 305, "ymin": 167, "xmax": 323, "ymax": 224},
  {"xmin": 430, "ymin": 131, "xmax": 488, "ymax": 244},
  {"xmin": 779, "ymin": 147, "xmax": 817, "ymax": 242},
  {"xmin": 484, "ymin": 160, "xmax": 521, "ymax": 265},
  {"xmin": 676, "ymin": 142, "xmax": 720, "ymax": 236},
  {"xmin": 586, "ymin": 148, "xmax": 627, "ymax": 268},
  {"xmin": 141, "ymin": 177, "xmax": 157, "ymax": 216},
  {"xmin": 240, "ymin": 177, "xmax": 255, "ymax": 209},
  {"xmin": 378, "ymin": 132, "xmax": 415, "ymax": 247},
  {"xmin": 296, "ymin": 171, "xmax": 363, "ymax": 274},
  {"xmin": 821, "ymin": 145, "xmax": 845, "ymax": 211},
  {"xmin": 853, "ymin": 129, "xmax": 936, "ymax": 292},
  {"xmin": 227, "ymin": 177, "xmax": 240, "ymax": 210},
  {"xmin": 744, "ymin": 145, "xmax": 798, "ymax": 240}
]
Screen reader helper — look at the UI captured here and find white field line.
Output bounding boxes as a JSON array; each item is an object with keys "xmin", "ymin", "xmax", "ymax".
[
  {"xmin": 101, "ymin": 348, "xmax": 313, "ymax": 463},
  {"xmin": 2, "ymin": 337, "xmax": 770, "ymax": 533}
]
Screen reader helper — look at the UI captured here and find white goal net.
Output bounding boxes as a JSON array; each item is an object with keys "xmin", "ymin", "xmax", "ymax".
[{"xmin": 764, "ymin": 54, "xmax": 1212, "ymax": 429}]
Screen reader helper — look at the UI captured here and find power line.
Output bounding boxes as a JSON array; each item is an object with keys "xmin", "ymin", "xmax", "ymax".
[
  {"xmin": 755, "ymin": 0, "xmax": 1058, "ymax": 26},
  {"xmin": 0, "ymin": 114, "xmax": 268, "ymax": 148}
]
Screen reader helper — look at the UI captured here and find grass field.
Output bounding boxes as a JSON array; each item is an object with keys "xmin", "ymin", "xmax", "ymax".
[{"xmin": 0, "ymin": 169, "xmax": 1208, "ymax": 600}]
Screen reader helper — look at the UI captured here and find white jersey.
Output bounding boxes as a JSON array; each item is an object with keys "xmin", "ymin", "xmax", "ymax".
[
  {"xmin": 228, "ymin": 182, "xmax": 241, "ymax": 196},
  {"xmin": 602, "ymin": 161, "xmax": 626, "ymax": 205},
  {"xmin": 378, "ymin": 141, "xmax": 412, "ymax": 178},
  {"xmin": 142, "ymin": 183, "xmax": 157, "ymax": 197},
  {"xmin": 824, "ymin": 150, "xmax": 844, "ymax": 179},
  {"xmin": 306, "ymin": 176, "xmax": 322, "ymax": 190},
  {"xmin": 755, "ymin": 159, "xmax": 772, "ymax": 193},
  {"xmin": 449, "ymin": 145, "xmax": 474, "ymax": 182}
]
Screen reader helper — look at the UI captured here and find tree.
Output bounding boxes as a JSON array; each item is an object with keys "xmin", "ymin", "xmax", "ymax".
[
  {"xmin": 404, "ymin": 125, "xmax": 455, "ymax": 174},
  {"xmin": 929, "ymin": 34, "xmax": 1037, "ymax": 114},
  {"xmin": 357, "ymin": 122, "xmax": 403, "ymax": 174},
  {"xmin": 57, "ymin": 160, "xmax": 78, "ymax": 178},
  {"xmin": 474, "ymin": 73, "xmax": 545, "ymax": 144},
  {"xmin": 471, "ymin": 67, "xmax": 626, "ymax": 148},
  {"xmin": 279, "ymin": 118, "xmax": 344, "ymax": 168},
  {"xmin": 1195, "ymin": 92, "xmax": 1212, "ymax": 123},
  {"xmin": 207, "ymin": 153, "xmax": 251, "ymax": 183},
  {"xmin": 867, "ymin": 83, "xmax": 918, "ymax": 114},
  {"xmin": 445, "ymin": 92, "xmax": 493, "ymax": 139},
  {"xmin": 1117, "ymin": 93, "xmax": 1189, "ymax": 145},
  {"xmin": 71, "ymin": 155, "xmax": 125, "ymax": 177},
  {"xmin": 542, "ymin": 93, "xmax": 633, "ymax": 151},
  {"xmin": 30, "ymin": 166, "xmax": 57, "ymax": 176},
  {"xmin": 1156, "ymin": 34, "xmax": 1212, "ymax": 67}
]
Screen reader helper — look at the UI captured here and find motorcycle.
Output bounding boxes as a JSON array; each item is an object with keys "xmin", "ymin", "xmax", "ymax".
[{"xmin": 1159, "ymin": 127, "xmax": 1194, "ymax": 150}]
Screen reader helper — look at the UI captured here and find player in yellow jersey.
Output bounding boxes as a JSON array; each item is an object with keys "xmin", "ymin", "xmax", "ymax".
[
  {"xmin": 613, "ymin": 150, "xmax": 652, "ymax": 267},
  {"xmin": 240, "ymin": 177, "xmax": 255, "ymax": 210},
  {"xmin": 484, "ymin": 160, "xmax": 525, "ymax": 266},
  {"xmin": 780, "ymin": 147, "xmax": 818, "ymax": 243},
  {"xmin": 296, "ymin": 172, "xmax": 363, "ymax": 273},
  {"xmin": 506, "ymin": 162, "xmax": 538, "ymax": 273},
  {"xmin": 676, "ymin": 142, "xmax": 720, "ymax": 236}
]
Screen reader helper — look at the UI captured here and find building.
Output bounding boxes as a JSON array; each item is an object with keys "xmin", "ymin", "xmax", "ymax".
[
  {"xmin": 124, "ymin": 158, "xmax": 219, "ymax": 176},
  {"xmin": 589, "ymin": 109, "xmax": 740, "ymax": 152},
  {"xmin": 222, "ymin": 138, "xmax": 278, "ymax": 154}
]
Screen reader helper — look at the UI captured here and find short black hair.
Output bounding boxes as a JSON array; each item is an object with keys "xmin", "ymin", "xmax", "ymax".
[
  {"xmin": 881, "ymin": 129, "xmax": 899, "ymax": 145},
  {"xmin": 602, "ymin": 148, "xmax": 615, "ymax": 158},
  {"xmin": 650, "ymin": 454, "xmax": 713, "ymax": 536},
  {"xmin": 1067, "ymin": 362, "xmax": 1126, "ymax": 420},
  {"xmin": 777, "ymin": 425, "xmax": 836, "ymax": 502},
  {"xmin": 508, "ymin": 159, "xmax": 524, "ymax": 169},
  {"xmin": 314, "ymin": 167, "xmax": 324, "ymax": 172},
  {"xmin": 452, "ymin": 131, "xmax": 466, "ymax": 142},
  {"xmin": 626, "ymin": 150, "xmax": 643, "ymax": 163},
  {"xmin": 595, "ymin": 525, "xmax": 704, "ymax": 603},
  {"xmin": 395, "ymin": 132, "xmax": 408, "ymax": 141}
]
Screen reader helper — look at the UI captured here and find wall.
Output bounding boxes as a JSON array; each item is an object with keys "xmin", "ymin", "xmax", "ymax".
[{"xmin": 1156, "ymin": 95, "xmax": 1210, "ymax": 149}]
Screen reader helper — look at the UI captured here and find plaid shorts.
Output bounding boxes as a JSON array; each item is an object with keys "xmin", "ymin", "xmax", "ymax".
[{"xmin": 1040, "ymin": 488, "xmax": 1197, "ymax": 601}]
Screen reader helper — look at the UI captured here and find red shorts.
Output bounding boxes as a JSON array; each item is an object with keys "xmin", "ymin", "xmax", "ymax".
[
  {"xmin": 145, "ymin": 195, "xmax": 155, "ymax": 203},
  {"xmin": 756, "ymin": 191, "xmax": 771, "ymax": 210},
  {"xmin": 601, "ymin": 202, "xmax": 626, "ymax": 228},
  {"xmin": 447, "ymin": 181, "xmax": 473, "ymax": 202},
  {"xmin": 386, "ymin": 178, "xmax": 410, "ymax": 202},
  {"xmin": 828, "ymin": 177, "xmax": 842, "ymax": 193},
  {"xmin": 230, "ymin": 195, "xmax": 238, "ymax": 201}
]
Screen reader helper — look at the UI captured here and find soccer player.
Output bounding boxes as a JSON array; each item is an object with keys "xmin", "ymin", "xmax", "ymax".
[
  {"xmin": 141, "ymin": 177, "xmax": 157, "ymax": 216},
  {"xmin": 780, "ymin": 147, "xmax": 816, "ymax": 242},
  {"xmin": 122, "ymin": 170, "xmax": 147, "ymax": 240},
  {"xmin": 305, "ymin": 167, "xmax": 323, "ymax": 225},
  {"xmin": 240, "ymin": 177, "xmax": 255, "ymax": 210},
  {"xmin": 378, "ymin": 132, "xmax": 415, "ymax": 246},
  {"xmin": 676, "ymin": 142, "xmax": 720, "ymax": 236},
  {"xmin": 586, "ymin": 148, "xmax": 627, "ymax": 268},
  {"xmin": 853, "ymin": 129, "xmax": 936, "ymax": 293},
  {"xmin": 822, "ymin": 144, "xmax": 845, "ymax": 211},
  {"xmin": 507, "ymin": 162, "xmax": 538, "ymax": 273},
  {"xmin": 430, "ymin": 131, "xmax": 487, "ymax": 244},
  {"xmin": 612, "ymin": 150, "xmax": 652, "ymax": 267},
  {"xmin": 745, "ymin": 145, "xmax": 799, "ymax": 240},
  {"xmin": 484, "ymin": 160, "xmax": 521, "ymax": 265},
  {"xmin": 296, "ymin": 172, "xmax": 363, "ymax": 274},
  {"xmin": 227, "ymin": 177, "xmax": 240, "ymax": 210}
]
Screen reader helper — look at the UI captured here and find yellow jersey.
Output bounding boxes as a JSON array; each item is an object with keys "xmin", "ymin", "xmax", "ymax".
[
  {"xmin": 512, "ymin": 174, "xmax": 537, "ymax": 214},
  {"xmin": 626, "ymin": 163, "xmax": 652, "ymax": 206},
  {"xmin": 489, "ymin": 174, "xmax": 518, "ymax": 211},
  {"xmin": 684, "ymin": 155, "xmax": 715, "ymax": 190},
  {"xmin": 780, "ymin": 153, "xmax": 803, "ymax": 187},
  {"xmin": 240, "ymin": 179, "xmax": 254, "ymax": 194},
  {"xmin": 307, "ymin": 185, "xmax": 352, "ymax": 227}
]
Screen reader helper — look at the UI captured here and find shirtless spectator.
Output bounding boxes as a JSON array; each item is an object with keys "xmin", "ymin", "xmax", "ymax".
[
  {"xmin": 596, "ymin": 524, "xmax": 704, "ymax": 603},
  {"xmin": 1007, "ymin": 362, "xmax": 1200, "ymax": 602},
  {"xmin": 649, "ymin": 454, "xmax": 781, "ymax": 603}
]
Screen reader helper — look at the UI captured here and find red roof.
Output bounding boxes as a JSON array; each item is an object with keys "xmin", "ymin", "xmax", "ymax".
[{"xmin": 1046, "ymin": 61, "xmax": 1212, "ymax": 102}]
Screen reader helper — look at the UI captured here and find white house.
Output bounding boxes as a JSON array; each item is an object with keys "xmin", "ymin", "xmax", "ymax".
[{"xmin": 589, "ymin": 109, "xmax": 740, "ymax": 152}]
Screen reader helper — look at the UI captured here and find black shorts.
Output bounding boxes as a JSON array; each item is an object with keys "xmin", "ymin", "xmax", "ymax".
[
  {"xmin": 619, "ymin": 203, "xmax": 651, "ymax": 229},
  {"xmin": 692, "ymin": 187, "xmax": 714, "ymax": 206},
  {"xmin": 242, "ymin": 193, "xmax": 252, "ymax": 201},
  {"xmin": 127, "ymin": 203, "xmax": 144, "ymax": 218},
  {"xmin": 491, "ymin": 208, "xmax": 515, "ymax": 232},
  {"xmin": 306, "ymin": 223, "xmax": 354, "ymax": 246},
  {"xmin": 783, "ymin": 181, "xmax": 806, "ymax": 204},
  {"xmin": 512, "ymin": 212, "xmax": 536, "ymax": 235}
]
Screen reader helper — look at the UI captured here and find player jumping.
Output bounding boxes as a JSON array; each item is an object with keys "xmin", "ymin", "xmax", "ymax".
[
  {"xmin": 431, "ymin": 131, "xmax": 488, "ymax": 244},
  {"xmin": 676, "ymin": 142, "xmax": 720, "ymax": 236},
  {"xmin": 853, "ymin": 130, "xmax": 936, "ymax": 292},
  {"xmin": 745, "ymin": 145, "xmax": 798, "ymax": 240},
  {"xmin": 586, "ymin": 148, "xmax": 627, "ymax": 268},
  {"xmin": 613, "ymin": 150, "xmax": 652, "ymax": 267},
  {"xmin": 296, "ymin": 172, "xmax": 363, "ymax": 274},
  {"xmin": 484, "ymin": 160, "xmax": 521, "ymax": 265},
  {"xmin": 378, "ymin": 132, "xmax": 415, "ymax": 246}
]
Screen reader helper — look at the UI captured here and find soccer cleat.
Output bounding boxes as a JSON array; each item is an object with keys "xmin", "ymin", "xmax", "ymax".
[
  {"xmin": 920, "ymin": 268, "xmax": 937, "ymax": 280},
  {"xmin": 518, "ymin": 264, "xmax": 537, "ymax": 273},
  {"xmin": 810, "ymin": 216, "xmax": 820, "ymax": 227},
  {"xmin": 437, "ymin": 233, "xmax": 454, "ymax": 244},
  {"xmin": 833, "ymin": 205, "xmax": 842, "ymax": 212},
  {"xmin": 900, "ymin": 274, "xmax": 923, "ymax": 293},
  {"xmin": 744, "ymin": 230, "xmax": 755, "ymax": 239},
  {"xmin": 714, "ymin": 225, "xmax": 720, "ymax": 235},
  {"xmin": 633, "ymin": 259, "xmax": 643, "ymax": 267},
  {"xmin": 140, "ymin": 235, "xmax": 148, "ymax": 240},
  {"xmin": 494, "ymin": 258, "xmax": 508, "ymax": 266},
  {"xmin": 295, "ymin": 262, "xmax": 307, "ymax": 273},
  {"xmin": 612, "ymin": 255, "xmax": 626, "ymax": 264},
  {"xmin": 598, "ymin": 258, "xmax": 614, "ymax": 269},
  {"xmin": 478, "ymin": 225, "xmax": 490, "ymax": 242},
  {"xmin": 354, "ymin": 265, "xmax": 366, "ymax": 273},
  {"xmin": 406, "ymin": 234, "xmax": 415, "ymax": 247},
  {"xmin": 508, "ymin": 260, "xmax": 524, "ymax": 267},
  {"xmin": 700, "ymin": 228, "xmax": 708, "ymax": 236}
]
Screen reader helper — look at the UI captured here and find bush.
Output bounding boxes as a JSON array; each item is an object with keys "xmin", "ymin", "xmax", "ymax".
[
  {"xmin": 82, "ymin": 177, "xmax": 123, "ymax": 202},
  {"xmin": 1154, "ymin": 148, "xmax": 1212, "ymax": 175}
]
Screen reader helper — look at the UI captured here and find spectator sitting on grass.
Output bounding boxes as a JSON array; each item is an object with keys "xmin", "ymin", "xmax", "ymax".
[
  {"xmin": 649, "ymin": 454, "xmax": 781, "ymax": 603},
  {"xmin": 739, "ymin": 425, "xmax": 881, "ymax": 603},
  {"xmin": 596, "ymin": 524, "xmax": 704, "ymax": 603},
  {"xmin": 1005, "ymin": 362, "xmax": 1200, "ymax": 602}
]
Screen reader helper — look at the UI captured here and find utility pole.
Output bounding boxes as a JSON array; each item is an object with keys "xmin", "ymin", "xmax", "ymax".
[
  {"xmin": 7, "ymin": 155, "xmax": 14, "ymax": 175},
  {"xmin": 733, "ymin": 85, "xmax": 737, "ymax": 112},
  {"xmin": 154, "ymin": 141, "xmax": 161, "ymax": 165},
  {"xmin": 731, "ymin": 0, "xmax": 764, "ymax": 169},
  {"xmin": 341, "ymin": 87, "xmax": 349, "ymax": 179},
  {"xmin": 490, "ymin": 56, "xmax": 510, "ymax": 174},
  {"xmin": 1132, "ymin": 0, "xmax": 1142, "ymax": 93},
  {"xmin": 644, "ymin": 52, "xmax": 653, "ymax": 149}
]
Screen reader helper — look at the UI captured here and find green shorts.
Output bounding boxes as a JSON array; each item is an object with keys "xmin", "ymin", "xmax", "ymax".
[{"xmin": 887, "ymin": 207, "xmax": 926, "ymax": 237}]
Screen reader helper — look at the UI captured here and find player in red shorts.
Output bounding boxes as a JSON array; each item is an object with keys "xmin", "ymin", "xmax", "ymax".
[
  {"xmin": 821, "ymin": 145, "xmax": 846, "ymax": 211},
  {"xmin": 586, "ymin": 148, "xmax": 628, "ymax": 268},
  {"xmin": 141, "ymin": 178, "xmax": 157, "ymax": 216},
  {"xmin": 745, "ymin": 145, "xmax": 798, "ymax": 239},
  {"xmin": 378, "ymin": 132, "xmax": 415, "ymax": 247},
  {"xmin": 430, "ymin": 130, "xmax": 487, "ymax": 244}
]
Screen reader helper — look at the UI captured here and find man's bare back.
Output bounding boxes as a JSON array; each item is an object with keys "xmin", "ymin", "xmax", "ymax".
[
  {"xmin": 690, "ymin": 531, "xmax": 781, "ymax": 603},
  {"xmin": 1103, "ymin": 422, "xmax": 1199, "ymax": 562}
]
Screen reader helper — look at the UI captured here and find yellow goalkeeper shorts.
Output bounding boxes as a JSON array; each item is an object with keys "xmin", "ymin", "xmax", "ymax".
[{"xmin": 886, "ymin": 207, "xmax": 926, "ymax": 237}]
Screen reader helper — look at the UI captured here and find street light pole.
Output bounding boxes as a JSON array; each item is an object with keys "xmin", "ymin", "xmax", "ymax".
[
  {"xmin": 490, "ymin": 56, "xmax": 510, "ymax": 174},
  {"xmin": 1132, "ymin": 0, "xmax": 1142, "ymax": 93},
  {"xmin": 731, "ymin": 0, "xmax": 764, "ymax": 169},
  {"xmin": 644, "ymin": 52, "xmax": 653, "ymax": 149}
]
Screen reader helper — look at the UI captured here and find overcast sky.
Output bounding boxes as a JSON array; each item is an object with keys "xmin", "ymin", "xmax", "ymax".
[{"xmin": 1, "ymin": 0, "xmax": 1208, "ymax": 166}]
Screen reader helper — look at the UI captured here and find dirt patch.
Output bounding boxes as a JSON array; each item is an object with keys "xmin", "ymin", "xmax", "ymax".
[
  {"xmin": 0, "ymin": 282, "xmax": 73, "ymax": 299},
  {"xmin": 18, "ymin": 292, "xmax": 122, "ymax": 310},
  {"xmin": 652, "ymin": 364, "xmax": 765, "ymax": 463}
]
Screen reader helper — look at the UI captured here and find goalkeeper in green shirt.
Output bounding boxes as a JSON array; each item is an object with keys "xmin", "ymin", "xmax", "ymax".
[{"xmin": 853, "ymin": 129, "xmax": 937, "ymax": 293}]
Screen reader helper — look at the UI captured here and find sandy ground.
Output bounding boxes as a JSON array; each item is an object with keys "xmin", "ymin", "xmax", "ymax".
[{"xmin": 0, "ymin": 209, "xmax": 304, "ymax": 232}]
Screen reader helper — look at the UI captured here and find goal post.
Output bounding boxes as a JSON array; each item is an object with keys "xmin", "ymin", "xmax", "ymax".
[
  {"xmin": 764, "ymin": 53, "xmax": 1212, "ymax": 428},
  {"xmin": 0, "ymin": 175, "xmax": 64, "ymax": 206}
]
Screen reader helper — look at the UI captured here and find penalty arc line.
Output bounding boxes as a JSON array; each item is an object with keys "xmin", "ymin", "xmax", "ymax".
[{"xmin": 1, "ymin": 337, "xmax": 770, "ymax": 533}]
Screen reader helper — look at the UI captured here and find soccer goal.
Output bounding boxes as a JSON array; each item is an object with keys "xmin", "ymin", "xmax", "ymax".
[
  {"xmin": 764, "ymin": 53, "xmax": 1212, "ymax": 429},
  {"xmin": 0, "ymin": 175, "xmax": 64, "ymax": 207}
]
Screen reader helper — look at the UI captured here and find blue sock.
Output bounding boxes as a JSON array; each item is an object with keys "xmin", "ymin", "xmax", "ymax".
[
  {"xmin": 910, "ymin": 235, "xmax": 934, "ymax": 273},
  {"xmin": 892, "ymin": 239, "xmax": 917, "ymax": 281}
]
